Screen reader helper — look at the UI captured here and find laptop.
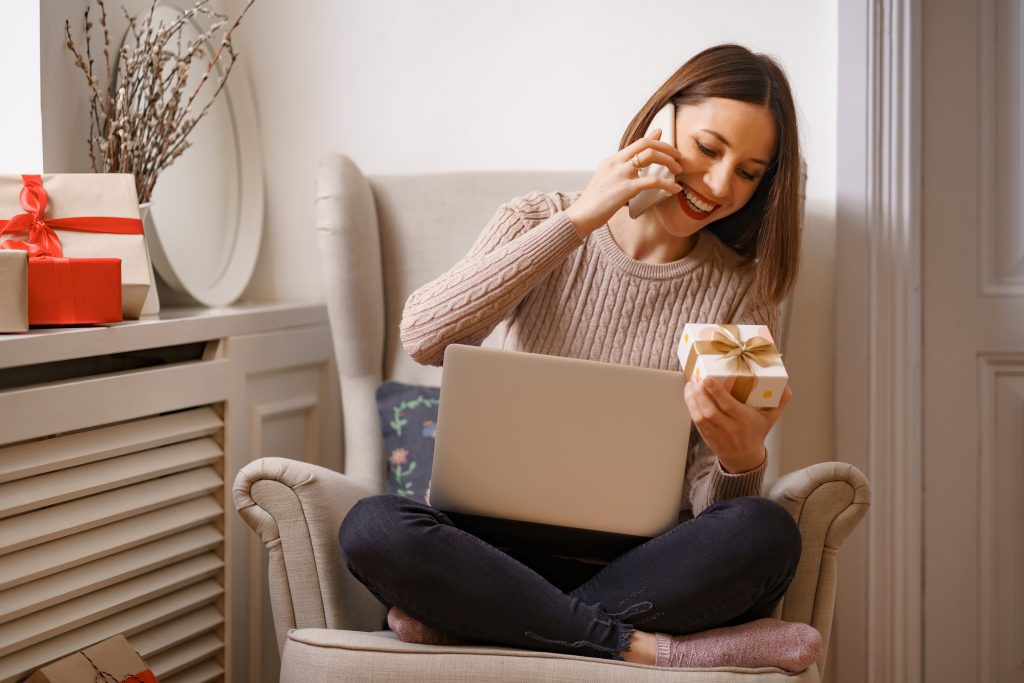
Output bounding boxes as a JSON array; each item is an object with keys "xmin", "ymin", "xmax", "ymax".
[{"xmin": 428, "ymin": 344, "xmax": 691, "ymax": 560}]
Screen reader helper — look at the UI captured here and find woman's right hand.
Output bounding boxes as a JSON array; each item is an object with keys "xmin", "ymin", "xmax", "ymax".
[{"xmin": 564, "ymin": 129, "xmax": 685, "ymax": 238}]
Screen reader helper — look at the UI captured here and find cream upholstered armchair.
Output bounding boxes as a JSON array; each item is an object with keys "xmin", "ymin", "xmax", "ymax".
[{"xmin": 232, "ymin": 154, "xmax": 870, "ymax": 682}]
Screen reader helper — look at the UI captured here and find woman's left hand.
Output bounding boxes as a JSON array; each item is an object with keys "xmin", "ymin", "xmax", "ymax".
[{"xmin": 683, "ymin": 375, "xmax": 793, "ymax": 474}]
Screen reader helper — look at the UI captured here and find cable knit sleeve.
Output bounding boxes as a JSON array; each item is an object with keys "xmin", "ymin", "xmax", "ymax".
[
  {"xmin": 683, "ymin": 433, "xmax": 766, "ymax": 519},
  {"xmin": 681, "ymin": 287, "xmax": 781, "ymax": 519},
  {"xmin": 399, "ymin": 192, "xmax": 584, "ymax": 366}
]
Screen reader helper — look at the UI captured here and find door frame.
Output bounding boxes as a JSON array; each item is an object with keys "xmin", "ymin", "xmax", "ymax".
[{"xmin": 834, "ymin": 0, "xmax": 923, "ymax": 681}]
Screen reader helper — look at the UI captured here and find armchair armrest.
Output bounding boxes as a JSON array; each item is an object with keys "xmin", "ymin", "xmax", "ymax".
[
  {"xmin": 233, "ymin": 457, "xmax": 387, "ymax": 653},
  {"xmin": 766, "ymin": 461, "xmax": 870, "ymax": 677}
]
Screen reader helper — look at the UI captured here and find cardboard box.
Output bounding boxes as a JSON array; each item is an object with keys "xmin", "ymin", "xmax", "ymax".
[
  {"xmin": 27, "ymin": 634, "xmax": 157, "ymax": 683},
  {"xmin": 0, "ymin": 249, "xmax": 28, "ymax": 332}
]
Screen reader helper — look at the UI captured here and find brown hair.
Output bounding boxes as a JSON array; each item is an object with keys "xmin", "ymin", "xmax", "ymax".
[{"xmin": 620, "ymin": 44, "xmax": 801, "ymax": 306}]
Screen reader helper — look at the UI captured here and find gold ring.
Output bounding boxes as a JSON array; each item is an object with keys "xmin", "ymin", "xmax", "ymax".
[{"xmin": 631, "ymin": 154, "xmax": 641, "ymax": 176}]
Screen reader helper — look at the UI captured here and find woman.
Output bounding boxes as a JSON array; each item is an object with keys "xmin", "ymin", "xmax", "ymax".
[{"xmin": 339, "ymin": 44, "xmax": 820, "ymax": 671}]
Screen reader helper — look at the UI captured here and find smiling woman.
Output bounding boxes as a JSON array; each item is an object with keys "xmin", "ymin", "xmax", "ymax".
[
  {"xmin": 338, "ymin": 43, "xmax": 816, "ymax": 672},
  {"xmin": 611, "ymin": 44, "xmax": 802, "ymax": 305},
  {"xmin": 675, "ymin": 101, "xmax": 776, "ymax": 218},
  {"xmin": 603, "ymin": 97, "xmax": 779, "ymax": 263}
]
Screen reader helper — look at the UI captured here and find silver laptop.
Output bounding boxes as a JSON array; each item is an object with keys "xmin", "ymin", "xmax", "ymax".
[{"xmin": 429, "ymin": 344, "xmax": 691, "ymax": 559}]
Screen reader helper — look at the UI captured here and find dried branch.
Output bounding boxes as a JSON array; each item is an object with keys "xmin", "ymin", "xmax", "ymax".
[{"xmin": 65, "ymin": 0, "xmax": 255, "ymax": 203}]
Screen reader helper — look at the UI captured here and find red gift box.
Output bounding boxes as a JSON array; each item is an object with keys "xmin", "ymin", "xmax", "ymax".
[
  {"xmin": 27, "ymin": 256, "xmax": 122, "ymax": 325},
  {"xmin": 1, "ymin": 175, "xmax": 131, "ymax": 326}
]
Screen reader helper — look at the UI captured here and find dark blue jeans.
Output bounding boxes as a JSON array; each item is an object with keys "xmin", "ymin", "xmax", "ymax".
[{"xmin": 338, "ymin": 494, "xmax": 801, "ymax": 661}]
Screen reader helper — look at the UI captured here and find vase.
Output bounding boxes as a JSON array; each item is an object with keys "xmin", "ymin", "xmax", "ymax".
[{"xmin": 139, "ymin": 203, "xmax": 161, "ymax": 315}]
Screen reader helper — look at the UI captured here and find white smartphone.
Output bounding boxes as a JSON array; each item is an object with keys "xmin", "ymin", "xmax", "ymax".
[{"xmin": 627, "ymin": 103, "xmax": 679, "ymax": 219}]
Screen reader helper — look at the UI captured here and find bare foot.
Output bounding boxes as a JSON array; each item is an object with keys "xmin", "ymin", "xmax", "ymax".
[
  {"xmin": 387, "ymin": 607, "xmax": 469, "ymax": 646},
  {"xmin": 620, "ymin": 629, "xmax": 657, "ymax": 664}
]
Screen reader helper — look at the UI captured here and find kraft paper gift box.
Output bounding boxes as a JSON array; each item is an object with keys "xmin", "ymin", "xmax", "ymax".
[
  {"xmin": 0, "ymin": 250, "xmax": 28, "ymax": 332},
  {"xmin": 0, "ymin": 174, "xmax": 151, "ymax": 319},
  {"xmin": 677, "ymin": 323, "xmax": 789, "ymax": 408},
  {"xmin": 26, "ymin": 634, "xmax": 158, "ymax": 683}
]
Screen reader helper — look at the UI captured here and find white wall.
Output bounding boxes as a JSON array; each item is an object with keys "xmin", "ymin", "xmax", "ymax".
[
  {"xmin": 32, "ymin": 0, "xmax": 837, "ymax": 481},
  {"xmin": 233, "ymin": 0, "xmax": 838, "ymax": 477},
  {"xmin": 0, "ymin": 1, "xmax": 43, "ymax": 173},
  {"xmin": 40, "ymin": 0, "xmax": 155, "ymax": 173}
]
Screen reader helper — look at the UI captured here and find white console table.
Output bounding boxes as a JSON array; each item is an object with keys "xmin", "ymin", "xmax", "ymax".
[{"xmin": 0, "ymin": 303, "xmax": 342, "ymax": 683}]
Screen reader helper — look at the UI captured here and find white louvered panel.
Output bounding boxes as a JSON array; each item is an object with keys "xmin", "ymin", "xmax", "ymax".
[
  {"xmin": 161, "ymin": 659, "xmax": 224, "ymax": 683},
  {"xmin": 0, "ymin": 399, "xmax": 227, "ymax": 682},
  {"xmin": 146, "ymin": 633, "xmax": 222, "ymax": 679},
  {"xmin": 0, "ymin": 305, "xmax": 334, "ymax": 683},
  {"xmin": 0, "ymin": 467, "xmax": 221, "ymax": 555},
  {"xmin": 0, "ymin": 553, "xmax": 222, "ymax": 658},
  {"xmin": 0, "ymin": 525, "xmax": 222, "ymax": 624},
  {"xmin": 0, "ymin": 496, "xmax": 221, "ymax": 591},
  {"xmin": 0, "ymin": 437, "xmax": 222, "ymax": 518},
  {"xmin": 132, "ymin": 606, "xmax": 223, "ymax": 660},
  {"xmin": 0, "ymin": 579, "xmax": 222, "ymax": 683},
  {"xmin": 0, "ymin": 407, "xmax": 222, "ymax": 484},
  {"xmin": 0, "ymin": 359, "xmax": 229, "ymax": 448}
]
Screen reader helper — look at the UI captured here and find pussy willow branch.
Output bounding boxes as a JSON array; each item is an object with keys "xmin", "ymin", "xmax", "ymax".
[{"xmin": 65, "ymin": 0, "xmax": 254, "ymax": 203}]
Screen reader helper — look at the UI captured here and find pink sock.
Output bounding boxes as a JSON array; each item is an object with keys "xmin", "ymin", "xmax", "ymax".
[
  {"xmin": 387, "ymin": 606, "xmax": 471, "ymax": 646},
  {"xmin": 654, "ymin": 618, "xmax": 821, "ymax": 673}
]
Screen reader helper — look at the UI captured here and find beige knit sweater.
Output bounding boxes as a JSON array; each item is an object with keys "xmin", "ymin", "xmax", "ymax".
[{"xmin": 400, "ymin": 191, "xmax": 781, "ymax": 521}]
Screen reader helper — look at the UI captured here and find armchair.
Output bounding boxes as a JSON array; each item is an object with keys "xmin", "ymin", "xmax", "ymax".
[{"xmin": 232, "ymin": 154, "xmax": 870, "ymax": 681}]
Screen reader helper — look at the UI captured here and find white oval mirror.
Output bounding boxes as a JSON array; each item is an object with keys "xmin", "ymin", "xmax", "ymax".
[{"xmin": 138, "ymin": 2, "xmax": 264, "ymax": 307}]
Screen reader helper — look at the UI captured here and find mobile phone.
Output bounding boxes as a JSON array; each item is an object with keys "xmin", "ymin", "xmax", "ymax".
[{"xmin": 627, "ymin": 103, "xmax": 678, "ymax": 219}]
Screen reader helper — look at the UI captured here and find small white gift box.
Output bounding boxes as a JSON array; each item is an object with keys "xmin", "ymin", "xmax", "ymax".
[{"xmin": 677, "ymin": 323, "xmax": 788, "ymax": 408}]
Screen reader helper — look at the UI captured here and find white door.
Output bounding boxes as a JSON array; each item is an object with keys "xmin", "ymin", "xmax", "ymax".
[{"xmin": 923, "ymin": 0, "xmax": 1024, "ymax": 680}]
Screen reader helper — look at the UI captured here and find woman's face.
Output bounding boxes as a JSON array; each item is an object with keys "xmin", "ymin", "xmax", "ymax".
[{"xmin": 652, "ymin": 97, "xmax": 777, "ymax": 237}]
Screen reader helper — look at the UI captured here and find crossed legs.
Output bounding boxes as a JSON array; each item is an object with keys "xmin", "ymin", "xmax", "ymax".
[{"xmin": 338, "ymin": 494, "xmax": 801, "ymax": 661}]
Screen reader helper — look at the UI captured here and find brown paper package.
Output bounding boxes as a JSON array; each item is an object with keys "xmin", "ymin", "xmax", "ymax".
[
  {"xmin": 26, "ymin": 634, "xmax": 151, "ymax": 683},
  {"xmin": 0, "ymin": 174, "xmax": 152, "ymax": 319},
  {"xmin": 0, "ymin": 250, "xmax": 28, "ymax": 333}
]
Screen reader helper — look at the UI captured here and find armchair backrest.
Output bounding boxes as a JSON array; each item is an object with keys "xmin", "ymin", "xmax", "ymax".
[{"xmin": 315, "ymin": 154, "xmax": 588, "ymax": 489}]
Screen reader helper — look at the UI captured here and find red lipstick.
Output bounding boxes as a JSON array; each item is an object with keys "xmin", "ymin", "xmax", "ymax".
[{"xmin": 677, "ymin": 185, "xmax": 719, "ymax": 220}]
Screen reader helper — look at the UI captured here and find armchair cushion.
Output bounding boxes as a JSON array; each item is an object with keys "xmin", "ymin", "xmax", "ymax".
[
  {"xmin": 376, "ymin": 381, "xmax": 441, "ymax": 502},
  {"xmin": 280, "ymin": 629, "xmax": 821, "ymax": 682}
]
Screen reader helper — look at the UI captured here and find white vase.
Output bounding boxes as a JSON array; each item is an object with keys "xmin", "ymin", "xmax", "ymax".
[{"xmin": 139, "ymin": 203, "xmax": 161, "ymax": 315}]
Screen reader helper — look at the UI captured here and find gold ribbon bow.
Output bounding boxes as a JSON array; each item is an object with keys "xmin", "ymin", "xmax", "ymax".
[{"xmin": 684, "ymin": 324, "xmax": 782, "ymax": 402}]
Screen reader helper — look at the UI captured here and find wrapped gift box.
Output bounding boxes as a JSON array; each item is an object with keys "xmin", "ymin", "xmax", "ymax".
[
  {"xmin": 26, "ymin": 634, "xmax": 157, "ymax": 683},
  {"xmin": 0, "ymin": 174, "xmax": 151, "ymax": 319},
  {"xmin": 677, "ymin": 323, "xmax": 788, "ymax": 408},
  {"xmin": 28, "ymin": 256, "xmax": 122, "ymax": 325},
  {"xmin": 0, "ymin": 250, "xmax": 28, "ymax": 332}
]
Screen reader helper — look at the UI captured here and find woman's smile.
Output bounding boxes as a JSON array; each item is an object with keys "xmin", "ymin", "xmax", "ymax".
[{"xmin": 677, "ymin": 183, "xmax": 721, "ymax": 220}]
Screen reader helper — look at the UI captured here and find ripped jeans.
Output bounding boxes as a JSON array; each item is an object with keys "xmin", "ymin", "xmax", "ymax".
[{"xmin": 337, "ymin": 494, "xmax": 801, "ymax": 661}]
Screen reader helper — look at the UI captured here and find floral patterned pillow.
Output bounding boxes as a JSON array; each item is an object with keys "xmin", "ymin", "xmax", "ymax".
[{"xmin": 375, "ymin": 381, "xmax": 440, "ymax": 503}]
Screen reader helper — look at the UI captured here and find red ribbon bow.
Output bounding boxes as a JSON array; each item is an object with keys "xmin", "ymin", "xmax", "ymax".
[
  {"xmin": 0, "ymin": 174, "xmax": 144, "ymax": 259},
  {"xmin": 0, "ymin": 176, "xmax": 62, "ymax": 257}
]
